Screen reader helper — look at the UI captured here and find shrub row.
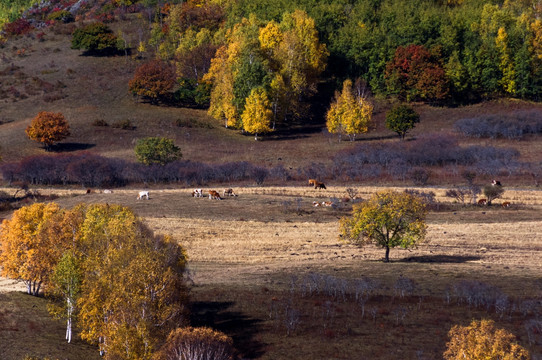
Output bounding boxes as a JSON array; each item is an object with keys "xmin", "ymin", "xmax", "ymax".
[
  {"xmin": 329, "ymin": 134, "xmax": 522, "ymax": 182},
  {"xmin": 0, "ymin": 153, "xmax": 274, "ymax": 187},
  {"xmin": 454, "ymin": 110, "xmax": 542, "ymax": 139}
]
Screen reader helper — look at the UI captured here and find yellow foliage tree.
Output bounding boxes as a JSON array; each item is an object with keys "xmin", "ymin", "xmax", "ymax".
[
  {"xmin": 241, "ymin": 87, "xmax": 272, "ymax": 140},
  {"xmin": 0, "ymin": 202, "xmax": 66, "ymax": 295},
  {"xmin": 204, "ymin": 44, "xmax": 240, "ymax": 128},
  {"xmin": 75, "ymin": 204, "xmax": 189, "ymax": 359},
  {"xmin": 444, "ymin": 319, "xmax": 530, "ymax": 360},
  {"xmin": 496, "ymin": 27, "xmax": 516, "ymax": 95},
  {"xmin": 340, "ymin": 191, "xmax": 427, "ymax": 262},
  {"xmin": 326, "ymin": 79, "xmax": 373, "ymax": 141}
]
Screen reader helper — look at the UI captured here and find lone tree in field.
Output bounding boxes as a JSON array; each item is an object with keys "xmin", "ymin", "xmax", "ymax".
[
  {"xmin": 482, "ymin": 184, "xmax": 505, "ymax": 205},
  {"xmin": 340, "ymin": 190, "xmax": 427, "ymax": 262},
  {"xmin": 129, "ymin": 59, "xmax": 177, "ymax": 104},
  {"xmin": 135, "ymin": 137, "xmax": 182, "ymax": 165},
  {"xmin": 26, "ymin": 111, "xmax": 70, "ymax": 151},
  {"xmin": 444, "ymin": 319, "xmax": 530, "ymax": 360},
  {"xmin": 385, "ymin": 104, "xmax": 420, "ymax": 140}
]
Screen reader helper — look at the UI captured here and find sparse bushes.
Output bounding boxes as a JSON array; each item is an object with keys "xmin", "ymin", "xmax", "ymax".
[
  {"xmin": 454, "ymin": 111, "xmax": 542, "ymax": 139},
  {"xmin": 3, "ymin": 18, "xmax": 33, "ymax": 36},
  {"xmin": 332, "ymin": 134, "xmax": 521, "ymax": 182},
  {"xmin": 47, "ymin": 10, "xmax": 74, "ymax": 23}
]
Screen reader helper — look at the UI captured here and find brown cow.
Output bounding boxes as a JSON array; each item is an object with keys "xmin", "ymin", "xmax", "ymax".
[
  {"xmin": 477, "ymin": 198, "xmax": 487, "ymax": 205},
  {"xmin": 223, "ymin": 188, "xmax": 238, "ymax": 197},
  {"xmin": 314, "ymin": 181, "xmax": 326, "ymax": 190},
  {"xmin": 208, "ymin": 190, "xmax": 222, "ymax": 200},
  {"xmin": 501, "ymin": 201, "xmax": 511, "ymax": 208},
  {"xmin": 322, "ymin": 201, "xmax": 333, "ymax": 207},
  {"xmin": 312, "ymin": 201, "xmax": 321, "ymax": 207}
]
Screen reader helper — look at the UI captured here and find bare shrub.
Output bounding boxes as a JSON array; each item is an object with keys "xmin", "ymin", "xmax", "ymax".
[
  {"xmin": 394, "ymin": 275, "xmax": 417, "ymax": 298},
  {"xmin": 92, "ymin": 119, "xmax": 108, "ymax": 127},
  {"xmin": 482, "ymin": 184, "xmax": 505, "ymax": 205},
  {"xmin": 445, "ymin": 187, "xmax": 469, "ymax": 204},
  {"xmin": 409, "ymin": 167, "xmax": 430, "ymax": 185}
]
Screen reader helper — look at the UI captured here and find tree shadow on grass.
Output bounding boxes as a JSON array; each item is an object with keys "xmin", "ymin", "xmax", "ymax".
[
  {"xmin": 399, "ymin": 255, "xmax": 481, "ymax": 263},
  {"xmin": 190, "ymin": 301, "xmax": 266, "ymax": 359},
  {"xmin": 50, "ymin": 143, "xmax": 95, "ymax": 152}
]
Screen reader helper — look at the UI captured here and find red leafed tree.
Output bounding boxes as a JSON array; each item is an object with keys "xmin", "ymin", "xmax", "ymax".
[
  {"xmin": 385, "ymin": 44, "xmax": 449, "ymax": 102},
  {"xmin": 25, "ymin": 111, "xmax": 70, "ymax": 151},
  {"xmin": 129, "ymin": 59, "xmax": 176, "ymax": 104}
]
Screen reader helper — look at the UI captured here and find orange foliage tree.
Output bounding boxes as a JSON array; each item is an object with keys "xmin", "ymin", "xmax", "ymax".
[
  {"xmin": 385, "ymin": 44, "xmax": 449, "ymax": 102},
  {"xmin": 129, "ymin": 59, "xmax": 176, "ymax": 104},
  {"xmin": 444, "ymin": 319, "xmax": 530, "ymax": 360},
  {"xmin": 153, "ymin": 327, "xmax": 234, "ymax": 360},
  {"xmin": 25, "ymin": 111, "xmax": 70, "ymax": 151},
  {"xmin": 0, "ymin": 202, "xmax": 68, "ymax": 295}
]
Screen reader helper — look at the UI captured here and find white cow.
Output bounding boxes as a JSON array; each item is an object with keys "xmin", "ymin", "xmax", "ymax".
[
  {"xmin": 137, "ymin": 191, "xmax": 149, "ymax": 200},
  {"xmin": 192, "ymin": 188, "xmax": 203, "ymax": 197}
]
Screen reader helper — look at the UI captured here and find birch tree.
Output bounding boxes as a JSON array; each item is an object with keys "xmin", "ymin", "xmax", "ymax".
[{"xmin": 47, "ymin": 252, "xmax": 82, "ymax": 343}]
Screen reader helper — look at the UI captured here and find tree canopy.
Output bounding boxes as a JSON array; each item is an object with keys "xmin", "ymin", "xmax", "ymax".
[
  {"xmin": 25, "ymin": 111, "xmax": 70, "ymax": 150},
  {"xmin": 385, "ymin": 105, "xmax": 420, "ymax": 140},
  {"xmin": 340, "ymin": 190, "xmax": 428, "ymax": 262},
  {"xmin": 135, "ymin": 137, "xmax": 182, "ymax": 165},
  {"xmin": 444, "ymin": 319, "xmax": 530, "ymax": 360}
]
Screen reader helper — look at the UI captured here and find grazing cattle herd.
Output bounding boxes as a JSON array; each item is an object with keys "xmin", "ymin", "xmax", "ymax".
[{"xmin": 95, "ymin": 179, "xmax": 515, "ymax": 211}]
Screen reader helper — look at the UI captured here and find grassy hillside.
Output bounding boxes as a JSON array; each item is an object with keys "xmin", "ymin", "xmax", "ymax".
[{"xmin": 1, "ymin": 19, "xmax": 542, "ymax": 187}]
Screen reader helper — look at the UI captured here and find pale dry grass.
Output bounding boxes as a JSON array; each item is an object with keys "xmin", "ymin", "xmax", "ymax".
[{"xmin": 2, "ymin": 185, "xmax": 542, "ymax": 292}]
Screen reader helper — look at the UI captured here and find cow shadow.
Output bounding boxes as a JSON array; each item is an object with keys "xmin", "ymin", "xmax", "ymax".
[
  {"xmin": 190, "ymin": 301, "xmax": 266, "ymax": 359},
  {"xmin": 50, "ymin": 143, "xmax": 95, "ymax": 152},
  {"xmin": 399, "ymin": 255, "xmax": 481, "ymax": 263}
]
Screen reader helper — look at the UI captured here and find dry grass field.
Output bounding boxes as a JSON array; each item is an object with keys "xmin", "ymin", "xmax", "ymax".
[{"xmin": 1, "ymin": 185, "xmax": 541, "ymax": 359}]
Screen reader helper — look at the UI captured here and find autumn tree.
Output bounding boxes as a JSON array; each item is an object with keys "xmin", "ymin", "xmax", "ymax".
[
  {"xmin": 385, "ymin": 44, "xmax": 449, "ymax": 102},
  {"xmin": 75, "ymin": 204, "xmax": 189, "ymax": 359},
  {"xmin": 340, "ymin": 190, "xmax": 427, "ymax": 262},
  {"xmin": 385, "ymin": 105, "xmax": 420, "ymax": 140},
  {"xmin": 0, "ymin": 203, "xmax": 66, "ymax": 295},
  {"xmin": 129, "ymin": 59, "xmax": 177, "ymax": 104},
  {"xmin": 444, "ymin": 319, "xmax": 530, "ymax": 360},
  {"xmin": 204, "ymin": 11, "xmax": 327, "ymax": 129},
  {"xmin": 47, "ymin": 252, "xmax": 82, "ymax": 343},
  {"xmin": 26, "ymin": 111, "xmax": 70, "ymax": 151},
  {"xmin": 241, "ymin": 87, "xmax": 272, "ymax": 140},
  {"xmin": 153, "ymin": 327, "xmax": 234, "ymax": 360},
  {"xmin": 134, "ymin": 137, "xmax": 182, "ymax": 165},
  {"xmin": 326, "ymin": 78, "xmax": 373, "ymax": 141}
]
